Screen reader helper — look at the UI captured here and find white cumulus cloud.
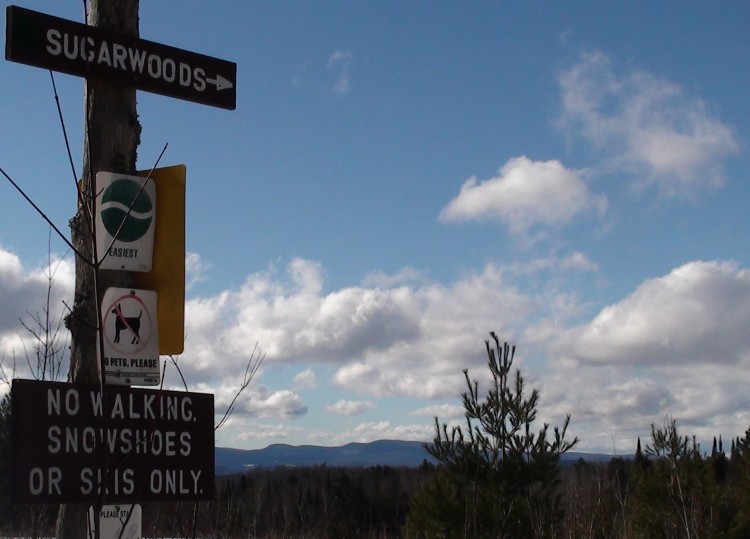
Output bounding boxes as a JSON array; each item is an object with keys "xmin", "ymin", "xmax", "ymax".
[
  {"xmin": 0, "ymin": 247, "xmax": 73, "ymax": 380},
  {"xmin": 409, "ymin": 403, "xmax": 464, "ymax": 419},
  {"xmin": 5, "ymin": 244, "xmax": 750, "ymax": 455},
  {"xmin": 540, "ymin": 260, "xmax": 750, "ymax": 452},
  {"xmin": 186, "ymin": 251, "xmax": 211, "ymax": 290},
  {"xmin": 439, "ymin": 156, "xmax": 606, "ymax": 235},
  {"xmin": 552, "ymin": 260, "xmax": 750, "ymax": 366},
  {"xmin": 326, "ymin": 399, "xmax": 375, "ymax": 415},
  {"xmin": 241, "ymin": 388, "xmax": 307, "ymax": 419},
  {"xmin": 327, "ymin": 50, "xmax": 354, "ymax": 96},
  {"xmin": 558, "ymin": 50, "xmax": 739, "ymax": 197},
  {"xmin": 293, "ymin": 368, "xmax": 317, "ymax": 390},
  {"xmin": 330, "ymin": 421, "xmax": 434, "ymax": 445},
  {"xmin": 179, "ymin": 258, "xmax": 542, "ymax": 402}
]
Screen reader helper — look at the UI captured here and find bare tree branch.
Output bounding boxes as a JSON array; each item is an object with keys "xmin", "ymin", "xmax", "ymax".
[
  {"xmin": 215, "ymin": 342, "xmax": 265, "ymax": 431},
  {"xmin": 0, "ymin": 167, "xmax": 87, "ymax": 263}
]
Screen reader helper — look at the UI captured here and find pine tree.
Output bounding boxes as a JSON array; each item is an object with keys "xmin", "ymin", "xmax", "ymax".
[{"xmin": 406, "ymin": 334, "xmax": 578, "ymax": 538}]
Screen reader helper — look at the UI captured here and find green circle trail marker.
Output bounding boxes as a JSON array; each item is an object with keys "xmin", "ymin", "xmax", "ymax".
[{"xmin": 96, "ymin": 171, "xmax": 156, "ymax": 272}]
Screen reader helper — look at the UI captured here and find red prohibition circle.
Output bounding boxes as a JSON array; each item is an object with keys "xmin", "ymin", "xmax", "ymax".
[{"xmin": 103, "ymin": 293, "xmax": 154, "ymax": 354}]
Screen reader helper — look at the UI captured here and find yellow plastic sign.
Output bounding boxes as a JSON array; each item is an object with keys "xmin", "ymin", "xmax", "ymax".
[{"xmin": 134, "ymin": 164, "xmax": 186, "ymax": 355}]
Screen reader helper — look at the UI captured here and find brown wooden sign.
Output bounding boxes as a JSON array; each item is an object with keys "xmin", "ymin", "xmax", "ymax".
[
  {"xmin": 5, "ymin": 5, "xmax": 236, "ymax": 110},
  {"xmin": 11, "ymin": 379, "xmax": 215, "ymax": 504}
]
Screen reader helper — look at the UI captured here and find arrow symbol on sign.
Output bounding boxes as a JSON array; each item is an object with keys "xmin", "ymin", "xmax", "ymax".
[{"xmin": 206, "ymin": 74, "xmax": 234, "ymax": 91}]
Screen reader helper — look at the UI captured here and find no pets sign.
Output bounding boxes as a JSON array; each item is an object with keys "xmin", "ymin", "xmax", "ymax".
[{"xmin": 101, "ymin": 288, "xmax": 159, "ymax": 386}]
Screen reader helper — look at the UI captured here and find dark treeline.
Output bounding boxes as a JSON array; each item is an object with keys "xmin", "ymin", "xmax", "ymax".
[
  {"xmin": 5, "ymin": 337, "xmax": 750, "ymax": 537},
  {"xmin": 131, "ymin": 434, "xmax": 750, "ymax": 538},
  {"xmin": 558, "ymin": 428, "xmax": 750, "ymax": 538},
  {"xmin": 0, "ymin": 460, "xmax": 433, "ymax": 537},
  {"xmin": 5, "ymin": 439, "xmax": 750, "ymax": 538},
  {"xmin": 140, "ymin": 464, "xmax": 433, "ymax": 538}
]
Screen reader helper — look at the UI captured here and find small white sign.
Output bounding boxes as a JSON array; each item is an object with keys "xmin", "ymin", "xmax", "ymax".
[
  {"xmin": 96, "ymin": 171, "xmax": 156, "ymax": 272},
  {"xmin": 88, "ymin": 504, "xmax": 142, "ymax": 539},
  {"xmin": 101, "ymin": 287, "xmax": 160, "ymax": 386}
]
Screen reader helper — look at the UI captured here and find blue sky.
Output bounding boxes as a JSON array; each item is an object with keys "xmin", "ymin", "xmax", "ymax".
[{"xmin": 1, "ymin": 1, "xmax": 749, "ymax": 454}]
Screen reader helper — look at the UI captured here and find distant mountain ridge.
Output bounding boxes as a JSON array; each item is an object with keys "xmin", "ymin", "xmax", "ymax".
[
  {"xmin": 215, "ymin": 440, "xmax": 433, "ymax": 474},
  {"xmin": 215, "ymin": 440, "xmax": 618, "ymax": 475}
]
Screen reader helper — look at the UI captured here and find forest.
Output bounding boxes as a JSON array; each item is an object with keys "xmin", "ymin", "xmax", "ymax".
[
  {"xmin": 2, "ymin": 336, "xmax": 750, "ymax": 538},
  {"xmin": 3, "ymin": 438, "xmax": 750, "ymax": 538}
]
